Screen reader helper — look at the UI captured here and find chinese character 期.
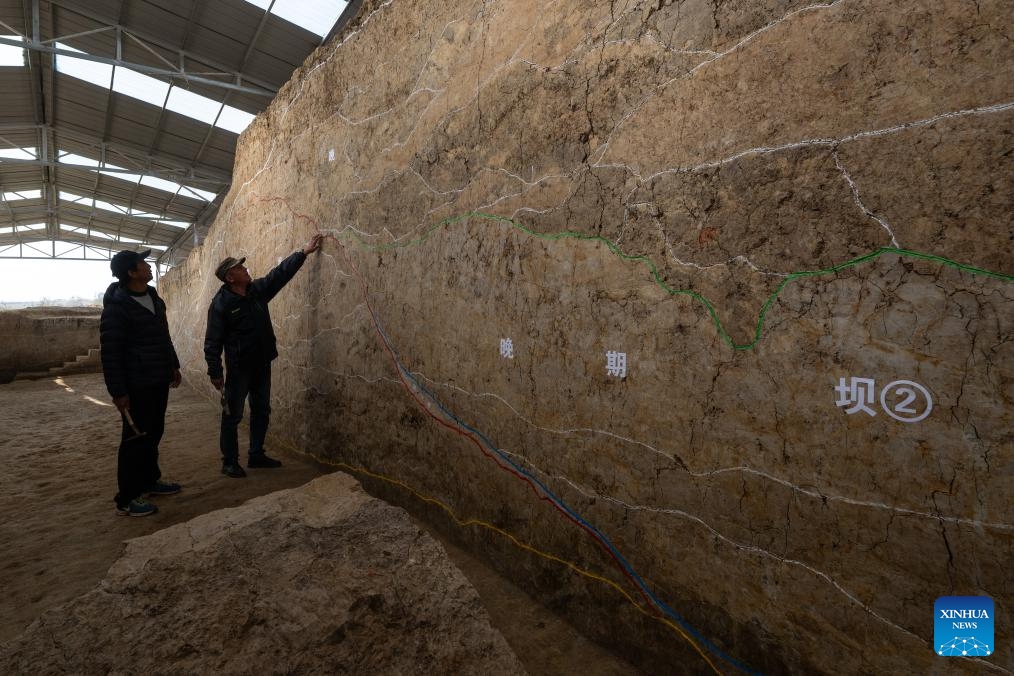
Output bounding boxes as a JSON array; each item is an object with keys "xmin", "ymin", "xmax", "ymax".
[
  {"xmin": 606, "ymin": 350, "xmax": 627, "ymax": 378},
  {"xmin": 500, "ymin": 338, "xmax": 514, "ymax": 359},
  {"xmin": 834, "ymin": 376, "xmax": 877, "ymax": 416}
]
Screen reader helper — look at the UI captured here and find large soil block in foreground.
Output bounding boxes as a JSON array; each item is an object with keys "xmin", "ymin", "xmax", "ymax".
[{"xmin": 0, "ymin": 473, "xmax": 525, "ymax": 675}]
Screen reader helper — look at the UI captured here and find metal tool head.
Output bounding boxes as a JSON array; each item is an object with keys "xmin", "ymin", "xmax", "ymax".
[{"xmin": 122, "ymin": 409, "xmax": 147, "ymax": 442}]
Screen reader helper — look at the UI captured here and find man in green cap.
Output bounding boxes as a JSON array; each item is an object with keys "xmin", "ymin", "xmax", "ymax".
[{"xmin": 204, "ymin": 234, "xmax": 324, "ymax": 477}]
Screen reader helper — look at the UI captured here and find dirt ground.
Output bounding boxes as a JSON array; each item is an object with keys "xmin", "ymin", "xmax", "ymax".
[{"xmin": 0, "ymin": 373, "xmax": 638, "ymax": 675}]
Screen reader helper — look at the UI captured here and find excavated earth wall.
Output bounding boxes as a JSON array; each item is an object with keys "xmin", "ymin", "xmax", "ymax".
[
  {"xmin": 161, "ymin": 1, "xmax": 1013, "ymax": 673},
  {"xmin": 0, "ymin": 308, "xmax": 99, "ymax": 380}
]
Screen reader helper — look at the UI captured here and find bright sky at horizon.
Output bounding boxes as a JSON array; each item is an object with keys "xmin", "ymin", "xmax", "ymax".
[{"xmin": 0, "ymin": 258, "xmax": 160, "ymax": 304}]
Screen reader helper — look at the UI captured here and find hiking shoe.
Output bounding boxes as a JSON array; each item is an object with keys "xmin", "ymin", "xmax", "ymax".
[
  {"xmin": 115, "ymin": 499, "xmax": 158, "ymax": 517},
  {"xmin": 147, "ymin": 480, "xmax": 182, "ymax": 496},
  {"xmin": 248, "ymin": 453, "xmax": 282, "ymax": 468},
  {"xmin": 221, "ymin": 462, "xmax": 247, "ymax": 478}
]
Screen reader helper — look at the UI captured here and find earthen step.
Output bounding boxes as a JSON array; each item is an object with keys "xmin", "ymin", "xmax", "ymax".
[
  {"xmin": 45, "ymin": 347, "xmax": 103, "ymax": 376},
  {"xmin": 60, "ymin": 362, "xmax": 100, "ymax": 372},
  {"xmin": 13, "ymin": 371, "xmax": 51, "ymax": 381}
]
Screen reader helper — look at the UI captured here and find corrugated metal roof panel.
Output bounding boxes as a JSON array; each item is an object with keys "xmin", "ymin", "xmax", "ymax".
[
  {"xmin": 51, "ymin": 99, "xmax": 109, "ymax": 133},
  {"xmin": 0, "ymin": 1, "xmax": 26, "ymax": 26},
  {"xmin": 181, "ymin": 26, "xmax": 248, "ymax": 75},
  {"xmin": 55, "ymin": 0, "xmax": 124, "ymax": 22},
  {"xmin": 157, "ymin": 114, "xmax": 212, "ymax": 146},
  {"xmin": 92, "ymin": 173, "xmax": 147, "ymax": 200},
  {"xmin": 220, "ymin": 92, "xmax": 263, "ymax": 115},
  {"xmin": 194, "ymin": 0, "xmax": 266, "ymax": 44},
  {"xmin": 237, "ymin": 50, "xmax": 300, "ymax": 88},
  {"xmin": 108, "ymin": 93, "xmax": 166, "ymax": 125},
  {"xmin": 0, "ymin": 207, "xmax": 49, "ymax": 225},
  {"xmin": 161, "ymin": 187, "xmax": 205, "ymax": 210},
  {"xmin": 0, "ymin": 71, "xmax": 36, "ymax": 121},
  {"xmin": 259, "ymin": 16, "xmax": 322, "ymax": 65},
  {"xmin": 151, "ymin": 133, "xmax": 201, "ymax": 165},
  {"xmin": 52, "ymin": 74, "xmax": 112, "ymax": 113},
  {"xmin": 48, "ymin": 171, "xmax": 99, "ymax": 193},
  {"xmin": 0, "ymin": 176, "xmax": 44, "ymax": 192},
  {"xmin": 192, "ymin": 134, "xmax": 236, "ymax": 168},
  {"xmin": 59, "ymin": 221, "xmax": 181, "ymax": 249},
  {"xmin": 122, "ymin": 1, "xmax": 190, "ymax": 48},
  {"xmin": 0, "ymin": 128, "xmax": 41, "ymax": 146}
]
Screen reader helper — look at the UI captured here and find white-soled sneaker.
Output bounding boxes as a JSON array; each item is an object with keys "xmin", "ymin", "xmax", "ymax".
[{"xmin": 115, "ymin": 498, "xmax": 159, "ymax": 517}]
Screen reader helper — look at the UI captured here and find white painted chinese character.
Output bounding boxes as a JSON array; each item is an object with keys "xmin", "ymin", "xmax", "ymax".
[
  {"xmin": 499, "ymin": 338, "xmax": 514, "ymax": 359},
  {"xmin": 606, "ymin": 351, "xmax": 627, "ymax": 378},
  {"xmin": 834, "ymin": 377, "xmax": 877, "ymax": 416},
  {"xmin": 327, "ymin": 148, "xmax": 336, "ymax": 162}
]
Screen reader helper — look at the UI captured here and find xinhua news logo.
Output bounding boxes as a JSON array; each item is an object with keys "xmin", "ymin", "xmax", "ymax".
[{"xmin": 935, "ymin": 596, "xmax": 993, "ymax": 657}]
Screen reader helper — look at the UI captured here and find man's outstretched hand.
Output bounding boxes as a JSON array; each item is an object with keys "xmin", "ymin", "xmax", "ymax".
[{"xmin": 302, "ymin": 233, "xmax": 325, "ymax": 255}]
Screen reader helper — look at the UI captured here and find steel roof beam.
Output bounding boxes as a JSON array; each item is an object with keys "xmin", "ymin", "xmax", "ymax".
[
  {"xmin": 49, "ymin": 0, "xmax": 282, "ymax": 94},
  {"xmin": 0, "ymin": 238, "xmax": 157, "ymax": 260},
  {"xmin": 0, "ymin": 36, "xmax": 277, "ymax": 97},
  {"xmin": 0, "ymin": 124, "xmax": 232, "ymax": 183},
  {"xmin": 0, "ymin": 156, "xmax": 229, "ymax": 187},
  {"xmin": 2, "ymin": 199, "xmax": 191, "ymax": 225}
]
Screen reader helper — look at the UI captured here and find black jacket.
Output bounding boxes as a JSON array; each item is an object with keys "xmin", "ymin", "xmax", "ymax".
[
  {"xmin": 100, "ymin": 283, "xmax": 180, "ymax": 398},
  {"xmin": 204, "ymin": 251, "xmax": 307, "ymax": 379}
]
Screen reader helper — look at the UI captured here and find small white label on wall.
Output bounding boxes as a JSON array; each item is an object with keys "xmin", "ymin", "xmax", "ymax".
[
  {"xmin": 500, "ymin": 338, "xmax": 514, "ymax": 359},
  {"xmin": 327, "ymin": 148, "xmax": 336, "ymax": 162}
]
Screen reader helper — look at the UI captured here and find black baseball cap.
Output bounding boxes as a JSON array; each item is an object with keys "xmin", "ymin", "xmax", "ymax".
[{"xmin": 110, "ymin": 249, "xmax": 152, "ymax": 279}]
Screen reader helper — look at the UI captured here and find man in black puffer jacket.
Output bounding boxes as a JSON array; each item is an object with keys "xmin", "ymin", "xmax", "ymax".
[
  {"xmin": 100, "ymin": 249, "xmax": 183, "ymax": 517},
  {"xmin": 204, "ymin": 234, "xmax": 323, "ymax": 478}
]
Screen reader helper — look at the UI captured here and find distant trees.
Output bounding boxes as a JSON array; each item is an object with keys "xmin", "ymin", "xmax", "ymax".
[{"xmin": 0, "ymin": 295, "xmax": 102, "ymax": 310}]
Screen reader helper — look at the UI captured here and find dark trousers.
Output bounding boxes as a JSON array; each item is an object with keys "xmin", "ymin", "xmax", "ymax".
[
  {"xmin": 220, "ymin": 361, "xmax": 272, "ymax": 463},
  {"xmin": 115, "ymin": 385, "xmax": 168, "ymax": 507}
]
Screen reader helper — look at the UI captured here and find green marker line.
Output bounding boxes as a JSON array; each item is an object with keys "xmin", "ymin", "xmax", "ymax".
[{"xmin": 339, "ymin": 211, "xmax": 1014, "ymax": 351}]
